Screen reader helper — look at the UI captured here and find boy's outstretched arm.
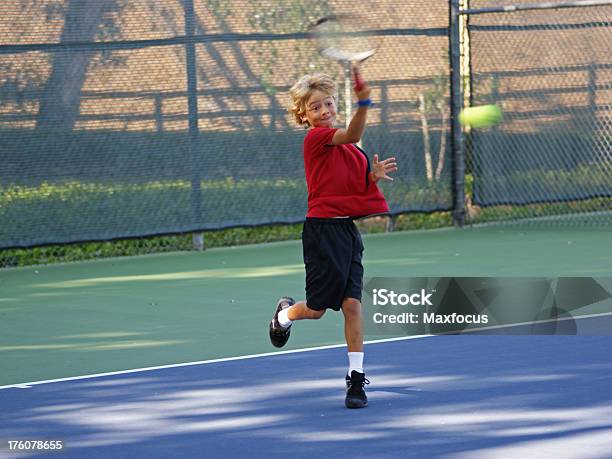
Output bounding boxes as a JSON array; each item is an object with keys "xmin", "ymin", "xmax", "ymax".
[{"xmin": 331, "ymin": 67, "xmax": 371, "ymax": 145}]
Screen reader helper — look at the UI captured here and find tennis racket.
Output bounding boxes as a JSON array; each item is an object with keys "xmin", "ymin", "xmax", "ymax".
[{"xmin": 308, "ymin": 14, "xmax": 377, "ymax": 91}]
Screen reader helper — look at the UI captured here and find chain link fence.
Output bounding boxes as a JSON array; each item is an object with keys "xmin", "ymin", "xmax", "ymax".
[
  {"xmin": 465, "ymin": 0, "xmax": 612, "ymax": 226},
  {"xmin": 0, "ymin": 0, "xmax": 610, "ymax": 267},
  {"xmin": 0, "ymin": 0, "xmax": 452, "ymax": 256}
]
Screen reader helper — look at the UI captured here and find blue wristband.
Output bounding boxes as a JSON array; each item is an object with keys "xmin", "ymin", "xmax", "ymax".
[{"xmin": 357, "ymin": 98, "xmax": 373, "ymax": 107}]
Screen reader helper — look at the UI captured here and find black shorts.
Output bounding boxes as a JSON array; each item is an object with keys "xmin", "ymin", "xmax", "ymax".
[{"xmin": 302, "ymin": 217, "xmax": 364, "ymax": 311}]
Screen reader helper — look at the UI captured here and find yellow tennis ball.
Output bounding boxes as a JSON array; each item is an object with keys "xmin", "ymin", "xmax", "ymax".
[{"xmin": 459, "ymin": 104, "xmax": 502, "ymax": 128}]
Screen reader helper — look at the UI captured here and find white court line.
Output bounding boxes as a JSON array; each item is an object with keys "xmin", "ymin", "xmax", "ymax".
[
  {"xmin": 2, "ymin": 311, "xmax": 610, "ymax": 391},
  {"xmin": 0, "ymin": 334, "xmax": 432, "ymax": 391}
]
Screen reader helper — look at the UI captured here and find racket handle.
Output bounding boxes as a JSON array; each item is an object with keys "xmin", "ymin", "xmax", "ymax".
[{"xmin": 353, "ymin": 66, "xmax": 364, "ymax": 91}]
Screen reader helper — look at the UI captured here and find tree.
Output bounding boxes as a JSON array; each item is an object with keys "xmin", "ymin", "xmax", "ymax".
[
  {"xmin": 418, "ymin": 74, "xmax": 448, "ymax": 182},
  {"xmin": 36, "ymin": 0, "xmax": 121, "ymax": 131}
]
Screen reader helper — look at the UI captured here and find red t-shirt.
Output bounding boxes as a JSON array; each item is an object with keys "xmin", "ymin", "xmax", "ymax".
[{"xmin": 303, "ymin": 127, "xmax": 390, "ymax": 218}]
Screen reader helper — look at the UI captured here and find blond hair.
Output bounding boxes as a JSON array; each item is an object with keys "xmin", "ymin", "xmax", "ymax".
[{"xmin": 288, "ymin": 73, "xmax": 337, "ymax": 128}]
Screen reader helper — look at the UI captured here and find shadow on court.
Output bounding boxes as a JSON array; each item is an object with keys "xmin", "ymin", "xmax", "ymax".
[{"xmin": 2, "ymin": 335, "xmax": 612, "ymax": 458}]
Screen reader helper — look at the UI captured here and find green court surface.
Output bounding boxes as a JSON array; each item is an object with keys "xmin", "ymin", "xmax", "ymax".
[{"xmin": 1, "ymin": 226, "xmax": 611, "ymax": 386}]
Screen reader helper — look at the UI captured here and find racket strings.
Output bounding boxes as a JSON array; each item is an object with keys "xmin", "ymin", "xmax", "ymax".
[{"xmin": 311, "ymin": 16, "xmax": 376, "ymax": 62}]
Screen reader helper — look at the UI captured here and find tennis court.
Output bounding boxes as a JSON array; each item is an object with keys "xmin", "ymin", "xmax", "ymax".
[
  {"xmin": 2, "ymin": 336, "xmax": 612, "ymax": 458},
  {"xmin": 2, "ymin": 226, "xmax": 612, "ymax": 457}
]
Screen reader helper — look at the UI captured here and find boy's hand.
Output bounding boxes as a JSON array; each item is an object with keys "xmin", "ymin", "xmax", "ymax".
[
  {"xmin": 371, "ymin": 154, "xmax": 397, "ymax": 183},
  {"xmin": 353, "ymin": 65, "xmax": 371, "ymax": 101}
]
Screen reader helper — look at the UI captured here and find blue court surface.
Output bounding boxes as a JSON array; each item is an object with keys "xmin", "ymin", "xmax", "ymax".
[{"xmin": 2, "ymin": 334, "xmax": 612, "ymax": 458}]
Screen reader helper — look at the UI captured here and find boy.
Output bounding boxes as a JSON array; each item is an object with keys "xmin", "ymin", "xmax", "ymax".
[{"xmin": 269, "ymin": 69, "xmax": 397, "ymax": 409}]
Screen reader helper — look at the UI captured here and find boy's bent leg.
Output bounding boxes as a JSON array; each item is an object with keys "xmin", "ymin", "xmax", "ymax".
[
  {"xmin": 269, "ymin": 299, "xmax": 325, "ymax": 348},
  {"xmin": 288, "ymin": 301, "xmax": 326, "ymax": 321}
]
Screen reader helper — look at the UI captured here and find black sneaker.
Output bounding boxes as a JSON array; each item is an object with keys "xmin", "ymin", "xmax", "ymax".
[
  {"xmin": 345, "ymin": 370, "xmax": 370, "ymax": 409},
  {"xmin": 269, "ymin": 297, "xmax": 295, "ymax": 348}
]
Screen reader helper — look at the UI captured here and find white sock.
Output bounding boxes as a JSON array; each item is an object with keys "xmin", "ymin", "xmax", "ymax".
[
  {"xmin": 278, "ymin": 308, "xmax": 292, "ymax": 328},
  {"xmin": 348, "ymin": 352, "xmax": 364, "ymax": 375}
]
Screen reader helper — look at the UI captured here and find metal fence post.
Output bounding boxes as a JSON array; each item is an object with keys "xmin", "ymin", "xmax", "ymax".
[
  {"xmin": 183, "ymin": 0, "xmax": 204, "ymax": 250},
  {"xmin": 450, "ymin": 0, "xmax": 466, "ymax": 227}
]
